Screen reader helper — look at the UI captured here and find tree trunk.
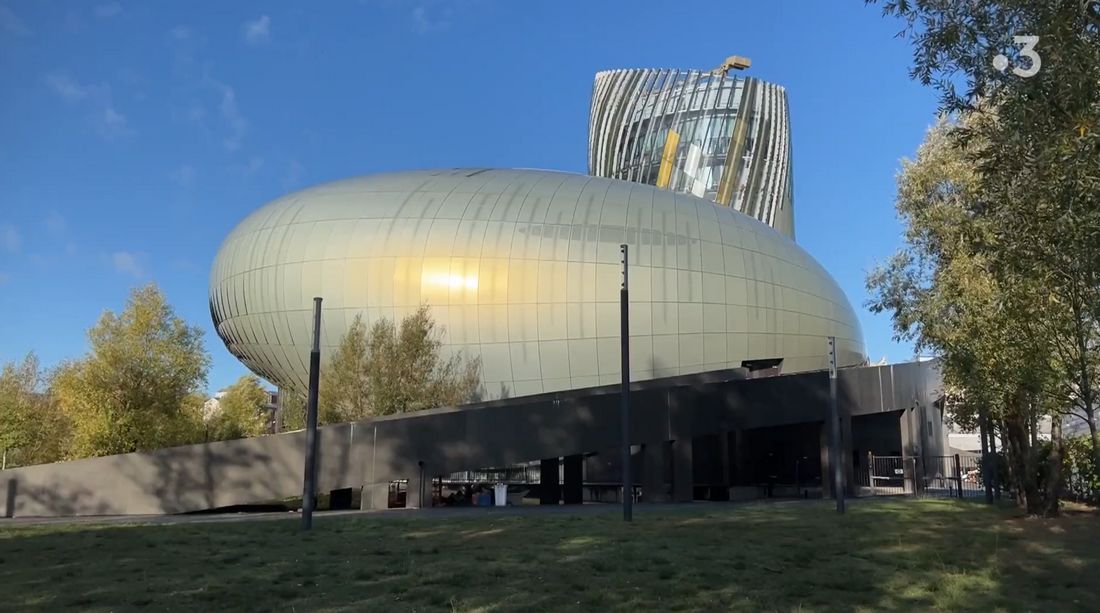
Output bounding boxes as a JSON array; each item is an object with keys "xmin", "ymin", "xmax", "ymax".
[
  {"xmin": 1004, "ymin": 402, "xmax": 1041, "ymax": 514},
  {"xmin": 989, "ymin": 420, "xmax": 1001, "ymax": 499},
  {"xmin": 979, "ymin": 406, "xmax": 994, "ymax": 504},
  {"xmin": 1069, "ymin": 294, "xmax": 1099, "ymax": 497},
  {"xmin": 1044, "ymin": 416, "xmax": 1063, "ymax": 517},
  {"xmin": 1089, "ymin": 418, "xmax": 1100, "ymax": 494}
]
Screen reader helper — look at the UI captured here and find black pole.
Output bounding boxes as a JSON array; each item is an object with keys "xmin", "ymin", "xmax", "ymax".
[
  {"xmin": 827, "ymin": 336, "xmax": 845, "ymax": 514},
  {"xmin": 954, "ymin": 453, "xmax": 964, "ymax": 499},
  {"xmin": 620, "ymin": 243, "xmax": 632, "ymax": 522},
  {"xmin": 300, "ymin": 296, "xmax": 323, "ymax": 532}
]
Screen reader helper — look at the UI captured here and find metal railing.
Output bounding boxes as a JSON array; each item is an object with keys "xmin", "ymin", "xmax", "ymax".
[{"xmin": 443, "ymin": 465, "xmax": 540, "ymax": 484}]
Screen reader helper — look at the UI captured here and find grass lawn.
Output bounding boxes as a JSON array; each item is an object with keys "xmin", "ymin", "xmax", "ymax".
[{"xmin": 1, "ymin": 498, "xmax": 1097, "ymax": 612}]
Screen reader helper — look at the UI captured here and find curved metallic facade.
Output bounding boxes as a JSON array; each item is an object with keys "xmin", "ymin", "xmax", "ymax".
[
  {"xmin": 589, "ymin": 69, "xmax": 795, "ymax": 239},
  {"xmin": 210, "ymin": 169, "xmax": 863, "ymax": 398}
]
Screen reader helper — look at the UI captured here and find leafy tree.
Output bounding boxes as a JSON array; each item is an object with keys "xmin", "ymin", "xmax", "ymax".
[
  {"xmin": 279, "ymin": 391, "xmax": 307, "ymax": 431},
  {"xmin": 869, "ymin": 0, "xmax": 1100, "ymax": 515},
  {"xmin": 364, "ymin": 306, "xmax": 482, "ymax": 417},
  {"xmin": 207, "ymin": 375, "xmax": 270, "ymax": 441},
  {"xmin": 52, "ymin": 285, "xmax": 209, "ymax": 458},
  {"xmin": 319, "ymin": 315, "xmax": 371, "ymax": 424},
  {"xmin": 868, "ymin": 117, "xmax": 1058, "ymax": 513},
  {"xmin": 1064, "ymin": 434, "xmax": 1100, "ymax": 503},
  {"xmin": 317, "ymin": 307, "xmax": 482, "ymax": 423},
  {"xmin": 0, "ymin": 354, "xmax": 69, "ymax": 468}
]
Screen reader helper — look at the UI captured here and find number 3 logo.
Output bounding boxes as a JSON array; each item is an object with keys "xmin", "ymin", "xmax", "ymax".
[{"xmin": 1012, "ymin": 35, "xmax": 1041, "ymax": 78}]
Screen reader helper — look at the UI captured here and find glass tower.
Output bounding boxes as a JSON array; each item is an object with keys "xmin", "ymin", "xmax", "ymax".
[{"xmin": 589, "ymin": 68, "xmax": 795, "ymax": 239}]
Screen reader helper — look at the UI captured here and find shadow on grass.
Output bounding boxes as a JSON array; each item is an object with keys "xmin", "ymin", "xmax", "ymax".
[{"xmin": 0, "ymin": 498, "xmax": 1097, "ymax": 611}]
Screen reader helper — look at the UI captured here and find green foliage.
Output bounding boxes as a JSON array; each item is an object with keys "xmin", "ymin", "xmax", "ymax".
[
  {"xmin": 317, "ymin": 307, "xmax": 481, "ymax": 424},
  {"xmin": 866, "ymin": 116, "xmax": 1057, "ymax": 512},
  {"xmin": 207, "ymin": 375, "xmax": 270, "ymax": 441},
  {"xmin": 0, "ymin": 353, "xmax": 69, "ymax": 467},
  {"xmin": 868, "ymin": 0, "xmax": 1100, "ymax": 514},
  {"xmin": 1065, "ymin": 435, "xmax": 1100, "ymax": 503},
  {"xmin": 319, "ymin": 314, "xmax": 371, "ymax": 424},
  {"xmin": 52, "ymin": 285, "xmax": 210, "ymax": 458},
  {"xmin": 279, "ymin": 391, "xmax": 307, "ymax": 432}
]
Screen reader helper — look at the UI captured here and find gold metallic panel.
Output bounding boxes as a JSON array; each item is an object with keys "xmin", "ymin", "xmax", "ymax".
[
  {"xmin": 210, "ymin": 169, "xmax": 863, "ymax": 399},
  {"xmin": 716, "ymin": 79, "xmax": 756, "ymax": 207},
  {"xmin": 655, "ymin": 129, "xmax": 680, "ymax": 189}
]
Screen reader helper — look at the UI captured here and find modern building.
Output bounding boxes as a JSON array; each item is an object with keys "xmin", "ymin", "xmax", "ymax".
[
  {"xmin": 0, "ymin": 60, "xmax": 948, "ymax": 519},
  {"xmin": 589, "ymin": 60, "xmax": 795, "ymax": 238},
  {"xmin": 209, "ymin": 168, "xmax": 864, "ymax": 397}
]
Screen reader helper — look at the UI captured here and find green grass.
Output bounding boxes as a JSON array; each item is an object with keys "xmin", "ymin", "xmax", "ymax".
[{"xmin": 1, "ymin": 499, "xmax": 1097, "ymax": 611}]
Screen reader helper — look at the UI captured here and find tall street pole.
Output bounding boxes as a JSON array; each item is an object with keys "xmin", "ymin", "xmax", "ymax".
[
  {"xmin": 828, "ymin": 336, "xmax": 845, "ymax": 514},
  {"xmin": 300, "ymin": 296, "xmax": 323, "ymax": 532},
  {"xmin": 620, "ymin": 244, "xmax": 632, "ymax": 522}
]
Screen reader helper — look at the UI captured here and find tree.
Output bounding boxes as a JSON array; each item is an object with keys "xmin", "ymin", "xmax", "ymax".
[
  {"xmin": 317, "ymin": 307, "xmax": 482, "ymax": 423},
  {"xmin": 280, "ymin": 391, "xmax": 307, "ymax": 432},
  {"xmin": 52, "ymin": 285, "xmax": 210, "ymax": 458},
  {"xmin": 869, "ymin": 0, "xmax": 1100, "ymax": 515},
  {"xmin": 319, "ymin": 315, "xmax": 371, "ymax": 424},
  {"xmin": 207, "ymin": 375, "xmax": 270, "ymax": 441},
  {"xmin": 0, "ymin": 353, "xmax": 69, "ymax": 468},
  {"xmin": 867, "ymin": 117, "xmax": 1058, "ymax": 514}
]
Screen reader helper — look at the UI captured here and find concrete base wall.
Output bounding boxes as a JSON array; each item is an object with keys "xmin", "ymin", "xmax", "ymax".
[{"xmin": 1, "ymin": 361, "xmax": 942, "ymax": 518}]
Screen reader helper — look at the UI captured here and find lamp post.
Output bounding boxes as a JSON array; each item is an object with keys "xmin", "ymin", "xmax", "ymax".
[
  {"xmin": 828, "ymin": 336, "xmax": 845, "ymax": 514},
  {"xmin": 300, "ymin": 297, "xmax": 322, "ymax": 532},
  {"xmin": 620, "ymin": 244, "xmax": 632, "ymax": 522}
]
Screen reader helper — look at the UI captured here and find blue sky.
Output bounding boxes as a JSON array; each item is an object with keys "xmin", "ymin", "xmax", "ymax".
[{"xmin": 0, "ymin": 1, "xmax": 937, "ymax": 393}]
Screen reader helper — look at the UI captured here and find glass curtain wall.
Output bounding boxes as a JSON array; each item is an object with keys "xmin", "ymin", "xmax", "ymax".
[{"xmin": 588, "ymin": 69, "xmax": 795, "ymax": 240}]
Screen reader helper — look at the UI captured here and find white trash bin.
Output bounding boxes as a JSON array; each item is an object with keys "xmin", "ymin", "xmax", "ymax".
[{"xmin": 493, "ymin": 483, "xmax": 508, "ymax": 507}]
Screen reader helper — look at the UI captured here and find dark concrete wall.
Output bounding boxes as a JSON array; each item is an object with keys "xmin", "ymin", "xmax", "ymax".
[{"xmin": 1, "ymin": 361, "xmax": 943, "ymax": 518}]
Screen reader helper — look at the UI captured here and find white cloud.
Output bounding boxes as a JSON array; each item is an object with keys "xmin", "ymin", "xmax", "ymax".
[
  {"xmin": 0, "ymin": 4, "xmax": 30, "ymax": 36},
  {"xmin": 100, "ymin": 106, "xmax": 132, "ymax": 140},
  {"xmin": 220, "ymin": 86, "xmax": 247, "ymax": 151},
  {"xmin": 44, "ymin": 211, "xmax": 66, "ymax": 237},
  {"xmin": 1, "ymin": 223, "xmax": 20, "ymax": 253},
  {"xmin": 43, "ymin": 72, "xmax": 134, "ymax": 140},
  {"xmin": 243, "ymin": 15, "xmax": 270, "ymax": 45},
  {"xmin": 44, "ymin": 73, "xmax": 89, "ymax": 102},
  {"xmin": 170, "ymin": 25, "xmax": 190, "ymax": 40},
  {"xmin": 173, "ymin": 164, "xmax": 197, "ymax": 187},
  {"xmin": 168, "ymin": 26, "xmax": 257, "ymax": 158},
  {"xmin": 94, "ymin": 3, "xmax": 122, "ymax": 18},
  {"xmin": 111, "ymin": 251, "xmax": 144, "ymax": 278}
]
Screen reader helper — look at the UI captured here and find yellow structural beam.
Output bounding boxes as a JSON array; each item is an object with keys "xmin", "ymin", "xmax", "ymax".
[{"xmin": 656, "ymin": 129, "xmax": 680, "ymax": 189}]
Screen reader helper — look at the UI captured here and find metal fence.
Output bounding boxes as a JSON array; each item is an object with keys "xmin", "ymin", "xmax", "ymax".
[
  {"xmin": 863, "ymin": 453, "xmax": 987, "ymax": 499},
  {"xmin": 922, "ymin": 454, "xmax": 985, "ymax": 499},
  {"xmin": 862, "ymin": 454, "xmax": 916, "ymax": 495}
]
